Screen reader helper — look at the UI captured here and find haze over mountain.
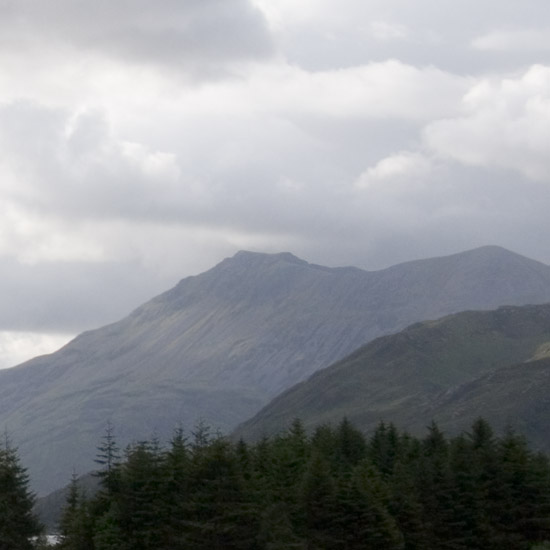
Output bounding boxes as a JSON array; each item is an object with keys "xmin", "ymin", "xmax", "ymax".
[
  {"xmin": 236, "ymin": 303, "xmax": 550, "ymax": 449},
  {"xmin": 3, "ymin": 245, "xmax": 550, "ymax": 495}
]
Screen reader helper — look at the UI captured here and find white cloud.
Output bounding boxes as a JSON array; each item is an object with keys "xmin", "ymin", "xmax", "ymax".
[
  {"xmin": 250, "ymin": 0, "xmax": 338, "ymax": 26},
  {"xmin": 250, "ymin": 0, "xmax": 321, "ymax": 30},
  {"xmin": 0, "ymin": 331, "xmax": 73, "ymax": 369},
  {"xmin": 174, "ymin": 61, "xmax": 470, "ymax": 122},
  {"xmin": 355, "ymin": 152, "xmax": 433, "ymax": 189},
  {"xmin": 256, "ymin": 62, "xmax": 469, "ymax": 120},
  {"xmin": 424, "ymin": 65, "xmax": 550, "ymax": 181}
]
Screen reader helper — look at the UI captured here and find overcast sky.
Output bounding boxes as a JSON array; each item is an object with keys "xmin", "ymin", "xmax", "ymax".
[{"xmin": 1, "ymin": 0, "xmax": 550, "ymax": 367}]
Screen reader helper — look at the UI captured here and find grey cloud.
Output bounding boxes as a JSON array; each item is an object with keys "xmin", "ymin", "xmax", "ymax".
[
  {"xmin": 275, "ymin": 0, "xmax": 550, "ymax": 73},
  {"xmin": 330, "ymin": 164, "xmax": 550, "ymax": 271},
  {"xmin": 2, "ymin": 164, "xmax": 549, "ymax": 336},
  {"xmin": 0, "ymin": 99, "xmax": 411, "ymax": 231},
  {"xmin": 0, "ymin": 102, "xmax": 197, "ymax": 222},
  {"xmin": 1, "ymin": 0, "xmax": 550, "ymax": 341},
  {"xmin": 0, "ymin": 0, "xmax": 273, "ymax": 76},
  {"xmin": 2, "ymin": 87, "xmax": 549, "ymax": 278},
  {"xmin": 0, "ymin": 257, "xmax": 167, "ymax": 332},
  {"xmin": 472, "ymin": 29, "xmax": 550, "ymax": 52}
]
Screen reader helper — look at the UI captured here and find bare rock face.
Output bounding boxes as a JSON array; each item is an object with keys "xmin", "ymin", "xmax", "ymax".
[{"xmin": 2, "ymin": 245, "xmax": 550, "ymax": 495}]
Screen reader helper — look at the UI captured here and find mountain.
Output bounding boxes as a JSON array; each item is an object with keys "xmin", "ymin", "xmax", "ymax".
[
  {"xmin": 3, "ymin": 245, "xmax": 550, "ymax": 495},
  {"xmin": 235, "ymin": 303, "xmax": 550, "ymax": 447}
]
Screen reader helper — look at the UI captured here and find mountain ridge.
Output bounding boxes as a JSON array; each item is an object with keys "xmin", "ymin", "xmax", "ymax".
[{"xmin": 3, "ymin": 245, "xmax": 550, "ymax": 494}]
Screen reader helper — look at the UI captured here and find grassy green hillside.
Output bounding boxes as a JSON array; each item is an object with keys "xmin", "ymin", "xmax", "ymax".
[
  {"xmin": 235, "ymin": 303, "xmax": 550, "ymax": 447},
  {"xmin": 412, "ymin": 356, "xmax": 550, "ymax": 448}
]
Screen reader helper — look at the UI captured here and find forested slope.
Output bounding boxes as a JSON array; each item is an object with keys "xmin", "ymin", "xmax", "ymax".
[{"xmin": 54, "ymin": 418, "xmax": 550, "ymax": 550}]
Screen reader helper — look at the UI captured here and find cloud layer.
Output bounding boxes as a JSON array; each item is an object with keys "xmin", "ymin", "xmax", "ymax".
[{"xmin": 1, "ymin": 0, "xmax": 550, "ymax": 366}]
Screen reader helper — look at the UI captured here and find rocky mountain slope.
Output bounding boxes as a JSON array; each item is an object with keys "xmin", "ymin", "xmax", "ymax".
[
  {"xmin": 235, "ymin": 303, "xmax": 550, "ymax": 448},
  {"xmin": 3, "ymin": 245, "xmax": 550, "ymax": 495}
]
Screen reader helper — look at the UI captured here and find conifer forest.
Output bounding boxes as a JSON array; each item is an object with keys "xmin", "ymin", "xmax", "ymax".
[{"xmin": 5, "ymin": 418, "xmax": 550, "ymax": 549}]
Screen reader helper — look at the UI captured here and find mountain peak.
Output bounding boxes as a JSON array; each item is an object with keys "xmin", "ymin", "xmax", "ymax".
[
  {"xmin": 456, "ymin": 245, "xmax": 535, "ymax": 261},
  {"xmin": 231, "ymin": 250, "xmax": 307, "ymax": 266},
  {"xmin": 437, "ymin": 245, "xmax": 550, "ymax": 269}
]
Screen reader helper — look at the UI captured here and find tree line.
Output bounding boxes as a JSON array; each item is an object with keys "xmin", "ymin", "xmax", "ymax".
[{"xmin": 4, "ymin": 418, "xmax": 550, "ymax": 549}]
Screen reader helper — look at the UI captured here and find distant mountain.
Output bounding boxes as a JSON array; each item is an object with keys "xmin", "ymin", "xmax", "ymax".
[
  {"xmin": 3, "ymin": 245, "xmax": 550, "ymax": 495},
  {"xmin": 235, "ymin": 303, "xmax": 550, "ymax": 448}
]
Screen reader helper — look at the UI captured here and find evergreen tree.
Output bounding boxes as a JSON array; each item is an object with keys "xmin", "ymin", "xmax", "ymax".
[
  {"xmin": 465, "ymin": 418, "xmax": 500, "ymax": 547},
  {"xmin": 94, "ymin": 421, "xmax": 121, "ymax": 497},
  {"xmin": 490, "ymin": 429, "xmax": 532, "ymax": 549},
  {"xmin": 468, "ymin": 418, "xmax": 496, "ymax": 452},
  {"xmin": 236, "ymin": 438, "xmax": 253, "ymax": 484},
  {"xmin": 310, "ymin": 424, "xmax": 338, "ymax": 469},
  {"xmin": 110, "ymin": 438, "xmax": 170, "ymax": 550},
  {"xmin": 336, "ymin": 417, "xmax": 367, "ymax": 470},
  {"xmin": 389, "ymin": 460, "xmax": 428, "ymax": 550},
  {"xmin": 0, "ymin": 436, "xmax": 43, "ymax": 549},
  {"xmin": 300, "ymin": 451, "xmax": 337, "ymax": 549},
  {"xmin": 268, "ymin": 419, "xmax": 310, "ymax": 532},
  {"xmin": 368, "ymin": 422, "xmax": 400, "ymax": 477},
  {"xmin": 447, "ymin": 434, "xmax": 486, "ymax": 549},
  {"xmin": 417, "ymin": 422, "xmax": 455, "ymax": 549},
  {"xmin": 332, "ymin": 472, "xmax": 372, "ymax": 550},
  {"xmin": 257, "ymin": 503, "xmax": 305, "ymax": 549},
  {"xmin": 45, "ymin": 416, "xmax": 550, "ymax": 550},
  {"xmin": 162, "ymin": 426, "xmax": 190, "ymax": 548},
  {"xmin": 190, "ymin": 419, "xmax": 212, "ymax": 453},
  {"xmin": 489, "ymin": 429, "xmax": 550, "ymax": 549},
  {"xmin": 93, "ymin": 502, "xmax": 128, "ymax": 550},
  {"xmin": 181, "ymin": 438, "xmax": 259, "ymax": 549},
  {"xmin": 521, "ymin": 452, "xmax": 550, "ymax": 546},
  {"xmin": 332, "ymin": 459, "xmax": 404, "ymax": 550},
  {"xmin": 57, "ymin": 472, "xmax": 94, "ymax": 550}
]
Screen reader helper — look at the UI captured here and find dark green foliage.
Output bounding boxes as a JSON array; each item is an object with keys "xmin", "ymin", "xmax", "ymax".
[
  {"xmin": 300, "ymin": 452, "xmax": 337, "ymax": 548},
  {"xmin": 265, "ymin": 419, "xmax": 310, "ymax": 528},
  {"xmin": 336, "ymin": 417, "xmax": 367, "ymax": 469},
  {"xmin": 257, "ymin": 503, "xmax": 305, "ymax": 549},
  {"xmin": 57, "ymin": 473, "xmax": 94, "ymax": 550},
  {"xmin": 56, "ymin": 418, "xmax": 550, "ymax": 550},
  {"xmin": 116, "ymin": 440, "xmax": 167, "ymax": 550},
  {"xmin": 416, "ymin": 422, "xmax": 457, "ymax": 548},
  {"xmin": 93, "ymin": 422, "xmax": 121, "ymax": 499},
  {"xmin": 92, "ymin": 503, "xmax": 127, "ymax": 550},
  {"xmin": 389, "ymin": 461, "xmax": 428, "ymax": 550},
  {"xmin": 368, "ymin": 422, "xmax": 401, "ymax": 477},
  {"xmin": 181, "ymin": 437, "xmax": 259, "ymax": 549},
  {"xmin": 0, "ymin": 437, "xmax": 43, "ymax": 549},
  {"xmin": 351, "ymin": 460, "xmax": 404, "ymax": 549}
]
